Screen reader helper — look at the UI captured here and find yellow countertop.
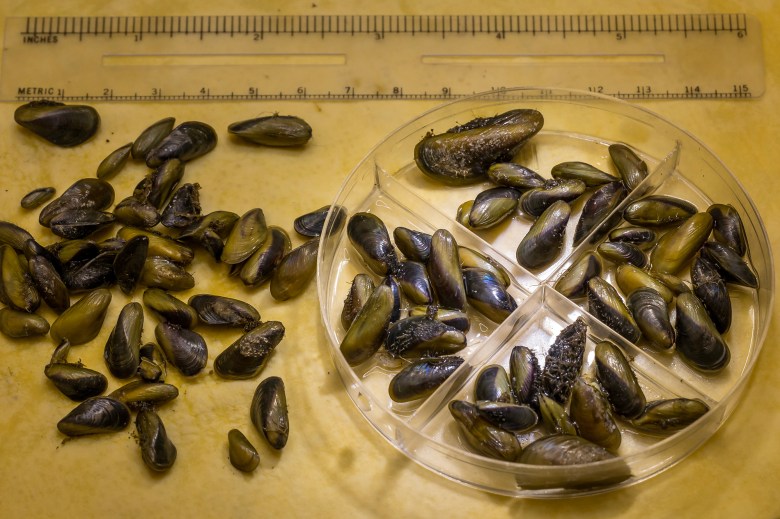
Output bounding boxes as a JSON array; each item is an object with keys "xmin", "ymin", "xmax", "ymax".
[{"xmin": 0, "ymin": 1, "xmax": 778, "ymax": 517}]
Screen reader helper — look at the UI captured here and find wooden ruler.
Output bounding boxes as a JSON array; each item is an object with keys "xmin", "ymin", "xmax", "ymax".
[{"xmin": 0, "ymin": 13, "xmax": 764, "ymax": 102}]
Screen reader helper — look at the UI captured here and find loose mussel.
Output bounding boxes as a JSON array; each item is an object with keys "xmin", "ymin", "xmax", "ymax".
[
  {"xmin": 228, "ymin": 114, "xmax": 313, "ymax": 147},
  {"xmin": 104, "ymin": 302, "xmax": 143, "ymax": 379},
  {"xmin": 57, "ymin": 396, "xmax": 131, "ymax": 436},
  {"xmin": 388, "ymin": 356, "xmax": 464, "ymax": 403},
  {"xmin": 145, "ymin": 121, "xmax": 217, "ymax": 167},
  {"xmin": 188, "ymin": 294, "xmax": 260, "ymax": 329},
  {"xmin": 0, "ymin": 307, "xmax": 49, "ymax": 337},
  {"xmin": 14, "ymin": 100, "xmax": 100, "ymax": 147},
  {"xmin": 269, "ymin": 238, "xmax": 319, "ymax": 301},
  {"xmin": 45, "ymin": 340, "xmax": 108, "ymax": 401},
  {"xmin": 136, "ymin": 409, "xmax": 177, "ymax": 471},
  {"xmin": 155, "ymin": 322, "xmax": 208, "ymax": 376},
  {"xmin": 250, "ymin": 376, "xmax": 289, "ymax": 449},
  {"xmin": 50, "ymin": 288, "xmax": 112, "ymax": 345},
  {"xmin": 228, "ymin": 429, "xmax": 261, "ymax": 473},
  {"xmin": 214, "ymin": 321, "xmax": 285, "ymax": 379}
]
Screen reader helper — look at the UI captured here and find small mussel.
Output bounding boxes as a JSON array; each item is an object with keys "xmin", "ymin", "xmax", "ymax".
[
  {"xmin": 136, "ymin": 409, "xmax": 177, "ymax": 471},
  {"xmin": 467, "ymin": 187, "xmax": 519, "ymax": 229},
  {"xmin": 573, "ymin": 181, "xmax": 627, "ymax": 246},
  {"xmin": 239, "ymin": 226, "xmax": 292, "ymax": 287},
  {"xmin": 630, "ymin": 398, "xmax": 710, "ymax": 435},
  {"xmin": 160, "ymin": 183, "xmax": 201, "ymax": 229},
  {"xmin": 228, "ymin": 429, "xmax": 260, "ymax": 473},
  {"xmin": 347, "ymin": 212, "xmax": 399, "ymax": 276},
  {"xmin": 509, "ymin": 345, "xmax": 540, "ymax": 406},
  {"xmin": 269, "ymin": 238, "xmax": 319, "ymax": 301},
  {"xmin": 538, "ymin": 394, "xmax": 578, "ymax": 435},
  {"xmin": 57, "ymin": 396, "xmax": 131, "ymax": 436},
  {"xmin": 250, "ymin": 376, "xmax": 289, "ymax": 449},
  {"xmin": 627, "ymin": 288, "xmax": 675, "ymax": 351},
  {"xmin": 458, "ymin": 246, "xmax": 512, "ymax": 288},
  {"xmin": 109, "ymin": 380, "xmax": 179, "ymax": 410},
  {"xmin": 607, "ymin": 226, "xmax": 657, "ymax": 249},
  {"xmin": 516, "ymin": 200, "xmax": 570, "ymax": 270},
  {"xmin": 221, "ymin": 208, "xmax": 268, "ymax": 265},
  {"xmin": 21, "ymin": 187, "xmax": 56, "ymax": 209},
  {"xmin": 487, "ymin": 162, "xmax": 545, "ymax": 190},
  {"xmin": 699, "ymin": 241, "xmax": 758, "ymax": 288},
  {"xmin": 340, "ymin": 283, "xmax": 396, "ymax": 366},
  {"xmin": 427, "ymin": 229, "xmax": 466, "ymax": 310},
  {"xmin": 449, "ymin": 399, "xmax": 523, "ymax": 461},
  {"xmin": 0, "ymin": 220, "xmax": 35, "ymax": 252},
  {"xmin": 415, "ymin": 109, "xmax": 544, "ymax": 185},
  {"xmin": 388, "ymin": 356, "xmax": 464, "ymax": 403},
  {"xmin": 214, "ymin": 321, "xmax": 285, "ymax": 379},
  {"xmin": 708, "ymin": 203, "xmax": 747, "ymax": 256},
  {"xmin": 462, "ymin": 267, "xmax": 517, "ymax": 323},
  {"xmin": 1, "ymin": 244, "xmax": 41, "ymax": 313},
  {"xmin": 587, "ymin": 277, "xmax": 641, "ymax": 343},
  {"xmin": 143, "ymin": 288, "xmax": 198, "ymax": 328},
  {"xmin": 385, "ymin": 314, "xmax": 467, "ymax": 358},
  {"xmin": 553, "ymin": 252, "xmax": 602, "ymax": 299},
  {"xmin": 113, "ymin": 197, "xmax": 161, "ymax": 229},
  {"xmin": 519, "ymin": 179, "xmax": 586, "ymax": 218},
  {"xmin": 96, "ymin": 142, "xmax": 132, "ymax": 180},
  {"xmin": 475, "ymin": 401, "xmax": 538, "ymax": 433},
  {"xmin": 62, "ymin": 250, "xmax": 117, "ymax": 292},
  {"xmin": 145, "ymin": 120, "xmax": 217, "ymax": 167},
  {"xmin": 39, "ymin": 178, "xmax": 115, "ymax": 227},
  {"xmin": 474, "ymin": 364, "xmax": 513, "ymax": 403},
  {"xmin": 228, "ymin": 114, "xmax": 313, "ymax": 147},
  {"xmin": 15, "ymin": 100, "xmax": 100, "ymax": 147},
  {"xmin": 155, "ymin": 322, "xmax": 208, "ymax": 376},
  {"xmin": 675, "ymin": 292, "xmax": 730, "ymax": 372},
  {"xmin": 139, "ymin": 255, "xmax": 195, "ymax": 292},
  {"xmin": 0, "ymin": 307, "xmax": 49, "ymax": 337},
  {"xmin": 132, "ymin": 117, "xmax": 175, "ymax": 160},
  {"xmin": 189, "ymin": 294, "xmax": 260, "ymax": 330},
  {"xmin": 551, "ymin": 161, "xmax": 619, "ymax": 187},
  {"xmin": 393, "ymin": 227, "xmax": 432, "ymax": 262},
  {"xmin": 294, "ymin": 205, "xmax": 345, "ymax": 238},
  {"xmin": 597, "ymin": 241, "xmax": 647, "ymax": 268},
  {"xmin": 691, "ymin": 255, "xmax": 731, "ymax": 333},
  {"xmin": 569, "ymin": 377, "xmax": 621, "ymax": 451},
  {"xmin": 609, "ymin": 143, "xmax": 647, "ymax": 191},
  {"xmin": 50, "ymin": 288, "xmax": 112, "ymax": 345},
  {"xmin": 44, "ymin": 340, "xmax": 108, "ymax": 401},
  {"xmin": 340, "ymin": 273, "xmax": 375, "ymax": 331},
  {"xmin": 104, "ymin": 302, "xmax": 143, "ymax": 379},
  {"xmin": 395, "ymin": 260, "xmax": 433, "ymax": 305},
  {"xmin": 408, "ymin": 305, "xmax": 470, "ymax": 332},
  {"xmin": 623, "ymin": 195, "xmax": 698, "ymax": 227},
  {"xmin": 138, "ymin": 342, "xmax": 168, "ymax": 382},
  {"xmin": 117, "ymin": 226, "xmax": 195, "ymax": 265},
  {"xmin": 113, "ymin": 235, "xmax": 149, "ymax": 295},
  {"xmin": 614, "ymin": 264, "xmax": 674, "ymax": 305},
  {"xmin": 540, "ymin": 317, "xmax": 587, "ymax": 404},
  {"xmin": 594, "ymin": 341, "xmax": 646, "ymax": 419}
]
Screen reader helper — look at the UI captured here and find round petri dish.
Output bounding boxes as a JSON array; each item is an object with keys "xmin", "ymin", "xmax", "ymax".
[{"xmin": 316, "ymin": 87, "xmax": 774, "ymax": 498}]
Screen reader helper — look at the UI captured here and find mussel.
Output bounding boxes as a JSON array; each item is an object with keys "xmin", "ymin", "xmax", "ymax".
[
  {"xmin": 188, "ymin": 294, "xmax": 260, "ymax": 330},
  {"xmin": 518, "ymin": 179, "xmax": 585, "ymax": 218},
  {"xmin": 15, "ymin": 100, "xmax": 100, "ymax": 147},
  {"xmin": 384, "ymin": 314, "xmax": 467, "ymax": 358},
  {"xmin": 155, "ymin": 322, "xmax": 208, "ymax": 376},
  {"xmin": 691, "ymin": 255, "xmax": 731, "ymax": 333},
  {"xmin": 462, "ymin": 267, "xmax": 517, "ymax": 323},
  {"xmin": 228, "ymin": 429, "xmax": 260, "ymax": 472},
  {"xmin": 160, "ymin": 183, "xmax": 201, "ymax": 229},
  {"xmin": 427, "ymin": 229, "xmax": 466, "ymax": 310},
  {"xmin": 516, "ymin": 200, "xmax": 570, "ymax": 270},
  {"xmin": 104, "ymin": 302, "xmax": 143, "ymax": 379},
  {"xmin": 1, "ymin": 244, "xmax": 41, "ymax": 313},
  {"xmin": 221, "ymin": 208, "xmax": 268, "ymax": 265},
  {"xmin": 228, "ymin": 115, "xmax": 312, "ymax": 147},
  {"xmin": 474, "ymin": 364, "xmax": 513, "ymax": 403},
  {"xmin": 467, "ymin": 187, "xmax": 519, "ymax": 229},
  {"xmin": 44, "ymin": 340, "xmax": 108, "ymax": 401},
  {"xmin": 50, "ymin": 288, "xmax": 112, "ymax": 345},
  {"xmin": 96, "ymin": 142, "xmax": 132, "ymax": 180},
  {"xmin": 136, "ymin": 409, "xmax": 177, "ymax": 471},
  {"xmin": 39, "ymin": 178, "xmax": 115, "ymax": 227},
  {"xmin": 569, "ymin": 377, "xmax": 621, "ymax": 451},
  {"xmin": 594, "ymin": 341, "xmax": 646, "ymax": 418},
  {"xmin": 145, "ymin": 120, "xmax": 217, "ymax": 167},
  {"xmin": 0, "ymin": 307, "xmax": 49, "ymax": 337},
  {"xmin": 57, "ymin": 396, "xmax": 130, "ymax": 436},
  {"xmin": 486, "ymin": 162, "xmax": 545, "ymax": 190},
  {"xmin": 239, "ymin": 225, "xmax": 291, "ymax": 287},
  {"xmin": 627, "ymin": 288, "xmax": 675, "ymax": 351},
  {"xmin": 508, "ymin": 345, "xmax": 540, "ymax": 406},
  {"xmin": 573, "ymin": 181, "xmax": 626, "ymax": 245},
  {"xmin": 675, "ymin": 292, "xmax": 730, "ymax": 372},
  {"xmin": 132, "ymin": 117, "xmax": 175, "ymax": 160},
  {"xmin": 21, "ymin": 187, "xmax": 56, "ymax": 209},
  {"xmin": 142, "ymin": 288, "xmax": 198, "ymax": 328},
  {"xmin": 393, "ymin": 227, "xmax": 432, "ymax": 262},
  {"xmin": 553, "ymin": 252, "xmax": 602, "ymax": 299},
  {"xmin": 448, "ymin": 400, "xmax": 523, "ymax": 461},
  {"xmin": 539, "ymin": 317, "xmax": 587, "ymax": 404},
  {"xmin": 214, "ymin": 321, "xmax": 285, "ymax": 379},
  {"xmin": 623, "ymin": 195, "xmax": 698, "ymax": 227},
  {"xmin": 340, "ymin": 283, "xmax": 396, "ymax": 366},
  {"xmin": 109, "ymin": 380, "xmax": 179, "ymax": 410},
  {"xmin": 269, "ymin": 238, "xmax": 319, "ymax": 301},
  {"xmin": 707, "ymin": 203, "xmax": 747, "ymax": 256},
  {"xmin": 587, "ymin": 277, "xmax": 641, "ymax": 343},
  {"xmin": 699, "ymin": 241, "xmax": 758, "ymax": 288},
  {"xmin": 629, "ymin": 398, "xmax": 710, "ymax": 435},
  {"xmin": 609, "ymin": 143, "xmax": 647, "ymax": 191},
  {"xmin": 250, "ymin": 376, "xmax": 289, "ymax": 449},
  {"xmin": 113, "ymin": 235, "xmax": 149, "ymax": 295},
  {"xmin": 340, "ymin": 273, "xmax": 375, "ymax": 331},
  {"xmin": 551, "ymin": 161, "xmax": 619, "ymax": 186},
  {"xmin": 388, "ymin": 356, "xmax": 464, "ymax": 403},
  {"xmin": 347, "ymin": 212, "xmax": 399, "ymax": 276}
]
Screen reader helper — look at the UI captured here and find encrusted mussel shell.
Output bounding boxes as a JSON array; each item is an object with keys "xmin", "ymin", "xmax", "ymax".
[
  {"xmin": 699, "ymin": 241, "xmax": 758, "ymax": 288},
  {"xmin": 388, "ymin": 356, "xmax": 464, "ymax": 403},
  {"xmin": 551, "ymin": 161, "xmax": 620, "ymax": 187},
  {"xmin": 594, "ymin": 341, "xmax": 646, "ymax": 419},
  {"xmin": 340, "ymin": 273, "xmax": 375, "ymax": 331},
  {"xmin": 269, "ymin": 238, "xmax": 319, "ymax": 301},
  {"xmin": 142, "ymin": 288, "xmax": 198, "ymax": 328},
  {"xmin": 239, "ymin": 225, "xmax": 291, "ymax": 287},
  {"xmin": 449, "ymin": 399, "xmax": 523, "ymax": 461},
  {"xmin": 145, "ymin": 121, "xmax": 217, "ymax": 167},
  {"xmin": 569, "ymin": 377, "xmax": 621, "ymax": 451},
  {"xmin": 250, "ymin": 376, "xmax": 289, "ymax": 449},
  {"xmin": 15, "ymin": 100, "xmax": 100, "ymax": 147},
  {"xmin": 21, "ymin": 187, "xmax": 56, "ymax": 209},
  {"xmin": 113, "ymin": 196, "xmax": 161, "ymax": 229},
  {"xmin": 629, "ymin": 398, "xmax": 710, "ymax": 435},
  {"xmin": 214, "ymin": 321, "xmax": 285, "ymax": 379},
  {"xmin": 57, "ymin": 396, "xmax": 131, "ymax": 436},
  {"xmin": 609, "ymin": 143, "xmax": 647, "ymax": 191},
  {"xmin": 0, "ymin": 244, "xmax": 41, "ymax": 313},
  {"xmin": 384, "ymin": 314, "xmax": 467, "ymax": 358},
  {"xmin": 707, "ymin": 203, "xmax": 747, "ymax": 256},
  {"xmin": 675, "ymin": 292, "xmax": 730, "ymax": 372},
  {"xmin": 39, "ymin": 178, "xmax": 115, "ymax": 227},
  {"xmin": 340, "ymin": 283, "xmax": 395, "ymax": 366},
  {"xmin": 188, "ymin": 294, "xmax": 260, "ymax": 330},
  {"xmin": 574, "ymin": 181, "xmax": 627, "ymax": 246},
  {"xmin": 540, "ymin": 317, "xmax": 587, "ymax": 404},
  {"xmin": 623, "ymin": 195, "xmax": 698, "ymax": 227},
  {"xmin": 347, "ymin": 212, "xmax": 399, "ymax": 276},
  {"xmin": 474, "ymin": 364, "xmax": 513, "ymax": 403},
  {"xmin": 462, "ymin": 267, "xmax": 517, "ymax": 323},
  {"xmin": 408, "ymin": 305, "xmax": 470, "ymax": 332},
  {"xmin": 486, "ymin": 162, "xmax": 546, "ymax": 190},
  {"xmin": 50, "ymin": 288, "xmax": 112, "ymax": 345},
  {"xmin": 393, "ymin": 227, "xmax": 432, "ymax": 263},
  {"xmin": 691, "ymin": 255, "xmax": 731, "ymax": 333},
  {"xmin": 228, "ymin": 429, "xmax": 260, "ymax": 473},
  {"xmin": 516, "ymin": 200, "xmax": 571, "ymax": 270},
  {"xmin": 553, "ymin": 252, "xmax": 602, "ymax": 299},
  {"xmin": 228, "ymin": 115, "xmax": 313, "ymax": 147},
  {"xmin": 104, "ymin": 302, "xmax": 143, "ymax": 379},
  {"xmin": 0, "ymin": 307, "xmax": 49, "ymax": 337},
  {"xmin": 155, "ymin": 322, "xmax": 208, "ymax": 376},
  {"xmin": 587, "ymin": 277, "xmax": 641, "ymax": 343},
  {"xmin": 427, "ymin": 229, "xmax": 466, "ymax": 310},
  {"xmin": 414, "ymin": 109, "xmax": 544, "ymax": 185},
  {"xmin": 627, "ymin": 287, "xmax": 675, "ymax": 351},
  {"xmin": 395, "ymin": 260, "xmax": 433, "ymax": 305},
  {"xmin": 136, "ymin": 409, "xmax": 177, "ymax": 471},
  {"xmin": 509, "ymin": 345, "xmax": 540, "ymax": 406}
]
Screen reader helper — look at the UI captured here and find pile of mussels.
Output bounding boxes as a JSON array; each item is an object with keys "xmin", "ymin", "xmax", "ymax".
[
  {"xmin": 336, "ymin": 107, "xmax": 759, "ymax": 478},
  {"xmin": 2, "ymin": 101, "xmax": 320, "ymax": 473}
]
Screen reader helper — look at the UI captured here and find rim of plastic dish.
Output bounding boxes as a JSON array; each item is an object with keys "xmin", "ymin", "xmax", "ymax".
[{"xmin": 316, "ymin": 86, "xmax": 775, "ymax": 498}]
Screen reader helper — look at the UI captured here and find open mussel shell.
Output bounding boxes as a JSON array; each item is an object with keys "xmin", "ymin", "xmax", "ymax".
[
  {"xmin": 132, "ymin": 117, "xmax": 175, "ymax": 160},
  {"xmin": 608, "ymin": 226, "xmax": 657, "ymax": 249},
  {"xmin": 1, "ymin": 244, "xmax": 41, "ymax": 313},
  {"xmin": 395, "ymin": 260, "xmax": 433, "ymax": 305},
  {"xmin": 691, "ymin": 255, "xmax": 731, "ymax": 333},
  {"xmin": 21, "ymin": 186, "xmax": 56, "ymax": 209},
  {"xmin": 608, "ymin": 143, "xmax": 647, "ymax": 191},
  {"xmin": 539, "ymin": 317, "xmax": 587, "ymax": 405},
  {"xmin": 104, "ymin": 302, "xmax": 143, "ymax": 379},
  {"xmin": 675, "ymin": 292, "xmax": 730, "ymax": 372},
  {"xmin": 239, "ymin": 225, "xmax": 291, "ymax": 286},
  {"xmin": 627, "ymin": 288, "xmax": 675, "ymax": 351},
  {"xmin": 462, "ymin": 267, "xmax": 517, "ymax": 323},
  {"xmin": 138, "ymin": 342, "xmax": 168, "ymax": 382},
  {"xmin": 509, "ymin": 345, "xmax": 540, "ymax": 406},
  {"xmin": 707, "ymin": 203, "xmax": 747, "ymax": 256},
  {"xmin": 189, "ymin": 294, "xmax": 260, "ymax": 329},
  {"xmin": 109, "ymin": 380, "xmax": 179, "ymax": 410},
  {"xmin": 143, "ymin": 288, "xmax": 198, "ymax": 328},
  {"xmin": 629, "ymin": 398, "xmax": 710, "ymax": 435},
  {"xmin": 516, "ymin": 200, "xmax": 571, "ymax": 270},
  {"xmin": 139, "ymin": 256, "xmax": 195, "ymax": 292},
  {"xmin": 569, "ymin": 377, "xmax": 621, "ymax": 451},
  {"xmin": 474, "ymin": 364, "xmax": 513, "ymax": 403},
  {"xmin": 145, "ymin": 120, "xmax": 217, "ymax": 167},
  {"xmin": 221, "ymin": 208, "xmax": 268, "ymax": 265},
  {"xmin": 161, "ymin": 182, "xmax": 201, "ymax": 229},
  {"xmin": 39, "ymin": 178, "xmax": 115, "ymax": 227},
  {"xmin": 57, "ymin": 396, "xmax": 131, "ymax": 436},
  {"xmin": 553, "ymin": 252, "xmax": 602, "ymax": 299},
  {"xmin": 15, "ymin": 100, "xmax": 100, "ymax": 147},
  {"xmin": 393, "ymin": 226, "xmax": 432, "ymax": 262},
  {"xmin": 50, "ymin": 288, "xmax": 112, "ymax": 345},
  {"xmin": 551, "ymin": 161, "xmax": 619, "ymax": 186},
  {"xmin": 155, "ymin": 322, "xmax": 208, "ymax": 376},
  {"xmin": 486, "ymin": 162, "xmax": 545, "ymax": 190},
  {"xmin": 519, "ymin": 179, "xmax": 585, "ymax": 218},
  {"xmin": 214, "ymin": 321, "xmax": 285, "ymax": 379},
  {"xmin": 700, "ymin": 241, "xmax": 758, "ymax": 288},
  {"xmin": 468, "ymin": 187, "xmax": 519, "ymax": 229},
  {"xmin": 250, "ymin": 376, "xmax": 289, "ymax": 449},
  {"xmin": 347, "ymin": 212, "xmax": 398, "ymax": 276},
  {"xmin": 228, "ymin": 114, "xmax": 313, "ymax": 147},
  {"xmin": 269, "ymin": 238, "xmax": 319, "ymax": 301},
  {"xmin": 574, "ymin": 181, "xmax": 627, "ymax": 246},
  {"xmin": 594, "ymin": 341, "xmax": 646, "ymax": 418},
  {"xmin": 62, "ymin": 250, "xmax": 117, "ymax": 292},
  {"xmin": 339, "ymin": 283, "xmax": 395, "ymax": 366},
  {"xmin": 623, "ymin": 195, "xmax": 698, "ymax": 227},
  {"xmin": 448, "ymin": 400, "xmax": 523, "ymax": 462},
  {"xmin": 385, "ymin": 314, "xmax": 466, "ymax": 358},
  {"xmin": 415, "ymin": 108, "xmax": 544, "ymax": 185},
  {"xmin": 0, "ymin": 307, "xmax": 49, "ymax": 337},
  {"xmin": 597, "ymin": 241, "xmax": 647, "ymax": 268},
  {"xmin": 113, "ymin": 235, "xmax": 149, "ymax": 295},
  {"xmin": 136, "ymin": 409, "xmax": 177, "ymax": 472},
  {"xmin": 388, "ymin": 356, "xmax": 464, "ymax": 403},
  {"xmin": 427, "ymin": 229, "xmax": 466, "ymax": 310},
  {"xmin": 228, "ymin": 429, "xmax": 260, "ymax": 473},
  {"xmin": 587, "ymin": 277, "xmax": 641, "ymax": 343}
]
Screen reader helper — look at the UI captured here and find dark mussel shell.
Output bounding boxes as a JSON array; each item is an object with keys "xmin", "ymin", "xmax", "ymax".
[
  {"xmin": 188, "ymin": 294, "xmax": 260, "ymax": 329},
  {"xmin": 509, "ymin": 345, "xmax": 540, "ymax": 406},
  {"xmin": 0, "ymin": 221, "xmax": 36, "ymax": 252},
  {"xmin": 142, "ymin": 288, "xmax": 198, "ymax": 328},
  {"xmin": 250, "ymin": 376, "xmax": 289, "ymax": 449},
  {"xmin": 474, "ymin": 364, "xmax": 513, "ymax": 403},
  {"xmin": 516, "ymin": 200, "xmax": 571, "ymax": 270},
  {"xmin": 384, "ymin": 314, "xmax": 466, "ymax": 358},
  {"xmin": 594, "ymin": 341, "xmax": 646, "ymax": 419},
  {"xmin": 145, "ymin": 121, "xmax": 217, "ymax": 167},
  {"xmin": 96, "ymin": 142, "xmax": 132, "ymax": 180},
  {"xmin": 395, "ymin": 260, "xmax": 433, "ymax": 305},
  {"xmin": 347, "ymin": 212, "xmax": 399, "ymax": 276},
  {"xmin": 486, "ymin": 162, "xmax": 546, "ymax": 190},
  {"xmin": 627, "ymin": 287, "xmax": 675, "ymax": 351},
  {"xmin": 103, "ymin": 302, "xmax": 143, "ymax": 379},
  {"xmin": 117, "ymin": 227, "xmax": 194, "ymax": 265},
  {"xmin": 45, "ymin": 340, "xmax": 107, "ymax": 401},
  {"xmin": 39, "ymin": 178, "xmax": 115, "ymax": 227},
  {"xmin": 623, "ymin": 195, "xmax": 698, "ymax": 227},
  {"xmin": 630, "ymin": 398, "xmax": 710, "ymax": 435},
  {"xmin": 691, "ymin": 255, "xmax": 731, "ymax": 333},
  {"xmin": 63, "ymin": 250, "xmax": 117, "ymax": 292},
  {"xmin": 155, "ymin": 322, "xmax": 208, "ymax": 376},
  {"xmin": 136, "ymin": 409, "xmax": 177, "ymax": 471},
  {"xmin": 15, "ymin": 100, "xmax": 100, "ymax": 147},
  {"xmin": 675, "ymin": 292, "xmax": 730, "ymax": 372},
  {"xmin": 113, "ymin": 196, "xmax": 161, "ymax": 228},
  {"xmin": 597, "ymin": 241, "xmax": 647, "ymax": 268},
  {"xmin": 551, "ymin": 161, "xmax": 620, "ymax": 187},
  {"xmin": 540, "ymin": 317, "xmax": 587, "ymax": 404},
  {"xmin": 573, "ymin": 181, "xmax": 627, "ymax": 245},
  {"xmin": 57, "ymin": 396, "xmax": 130, "ymax": 436},
  {"xmin": 458, "ymin": 246, "xmax": 512, "ymax": 288},
  {"xmin": 609, "ymin": 143, "xmax": 647, "ymax": 191},
  {"xmin": 393, "ymin": 227, "xmax": 432, "ymax": 263},
  {"xmin": 228, "ymin": 115, "xmax": 313, "ymax": 147},
  {"xmin": 340, "ymin": 273, "xmax": 375, "ymax": 331},
  {"xmin": 707, "ymin": 203, "xmax": 747, "ymax": 256},
  {"xmin": 132, "ymin": 117, "xmax": 175, "ymax": 160},
  {"xmin": 587, "ymin": 277, "xmax": 641, "ymax": 343},
  {"xmin": 519, "ymin": 179, "xmax": 585, "ymax": 218},
  {"xmin": 293, "ymin": 205, "xmax": 345, "ymax": 238},
  {"xmin": 113, "ymin": 235, "xmax": 149, "ymax": 295},
  {"xmin": 139, "ymin": 256, "xmax": 195, "ymax": 292},
  {"xmin": 388, "ymin": 356, "xmax": 464, "ymax": 403},
  {"xmin": 468, "ymin": 187, "xmax": 520, "ymax": 229},
  {"xmin": 538, "ymin": 394, "xmax": 578, "ymax": 436},
  {"xmin": 161, "ymin": 182, "xmax": 201, "ymax": 229},
  {"xmin": 228, "ymin": 429, "xmax": 260, "ymax": 473},
  {"xmin": 340, "ymin": 283, "xmax": 396, "ymax": 366},
  {"xmin": 448, "ymin": 399, "xmax": 523, "ymax": 462},
  {"xmin": 553, "ymin": 252, "xmax": 602, "ymax": 299},
  {"xmin": 474, "ymin": 401, "xmax": 538, "ymax": 433},
  {"xmin": 21, "ymin": 187, "xmax": 56, "ymax": 209},
  {"xmin": 49, "ymin": 209, "xmax": 115, "ymax": 240},
  {"xmin": 214, "ymin": 321, "xmax": 285, "ymax": 379},
  {"xmin": 608, "ymin": 226, "xmax": 657, "ymax": 249},
  {"xmin": 415, "ymin": 109, "xmax": 544, "ymax": 185},
  {"xmin": 700, "ymin": 241, "xmax": 758, "ymax": 288},
  {"xmin": 427, "ymin": 229, "xmax": 466, "ymax": 310},
  {"xmin": 239, "ymin": 226, "xmax": 291, "ymax": 287},
  {"xmin": 569, "ymin": 377, "xmax": 621, "ymax": 451},
  {"xmin": 269, "ymin": 238, "xmax": 319, "ymax": 301},
  {"xmin": 462, "ymin": 267, "xmax": 517, "ymax": 323},
  {"xmin": 0, "ymin": 307, "xmax": 49, "ymax": 338}
]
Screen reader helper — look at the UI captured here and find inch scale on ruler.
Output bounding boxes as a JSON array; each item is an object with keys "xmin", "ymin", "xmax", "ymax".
[{"xmin": 0, "ymin": 13, "xmax": 765, "ymax": 102}]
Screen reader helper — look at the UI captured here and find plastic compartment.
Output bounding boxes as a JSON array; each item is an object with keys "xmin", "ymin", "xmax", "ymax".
[{"xmin": 316, "ymin": 87, "xmax": 774, "ymax": 498}]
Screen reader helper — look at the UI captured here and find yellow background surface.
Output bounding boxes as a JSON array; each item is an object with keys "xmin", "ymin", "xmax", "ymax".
[{"xmin": 0, "ymin": 1, "xmax": 778, "ymax": 517}]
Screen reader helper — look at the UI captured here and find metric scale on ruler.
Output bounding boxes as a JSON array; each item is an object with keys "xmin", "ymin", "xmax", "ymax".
[{"xmin": 0, "ymin": 13, "xmax": 765, "ymax": 102}]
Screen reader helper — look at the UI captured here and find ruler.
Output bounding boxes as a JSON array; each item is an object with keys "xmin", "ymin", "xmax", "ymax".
[{"xmin": 0, "ymin": 13, "xmax": 764, "ymax": 102}]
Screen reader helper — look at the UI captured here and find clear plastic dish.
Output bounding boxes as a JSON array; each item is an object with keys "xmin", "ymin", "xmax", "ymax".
[{"xmin": 316, "ymin": 87, "xmax": 774, "ymax": 498}]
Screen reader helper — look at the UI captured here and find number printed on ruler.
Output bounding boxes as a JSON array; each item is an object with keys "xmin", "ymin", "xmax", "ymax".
[{"xmin": 1, "ymin": 13, "xmax": 765, "ymax": 101}]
